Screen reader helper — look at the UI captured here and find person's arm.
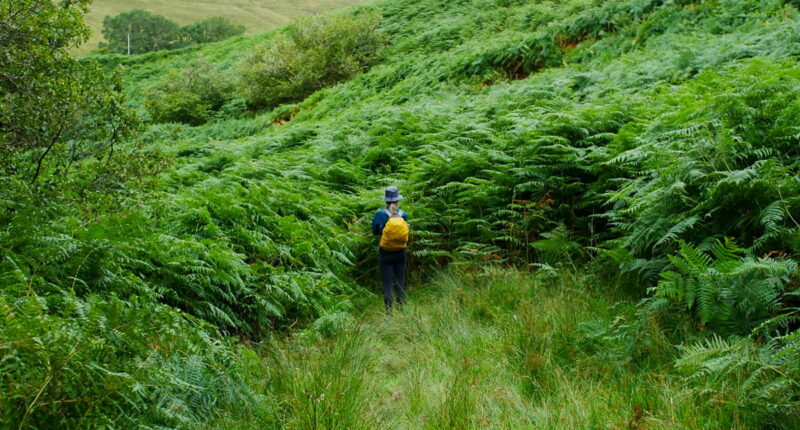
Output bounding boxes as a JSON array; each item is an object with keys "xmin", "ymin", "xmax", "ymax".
[{"xmin": 372, "ymin": 210, "xmax": 386, "ymax": 236}]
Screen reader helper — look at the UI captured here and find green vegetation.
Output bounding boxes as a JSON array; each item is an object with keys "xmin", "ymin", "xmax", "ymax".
[
  {"xmin": 101, "ymin": 9, "xmax": 182, "ymax": 54},
  {"xmin": 0, "ymin": 0, "xmax": 139, "ymax": 185},
  {"xmin": 143, "ymin": 11, "xmax": 386, "ymax": 123},
  {"xmin": 181, "ymin": 17, "xmax": 247, "ymax": 45},
  {"xmin": 77, "ymin": 0, "xmax": 369, "ymax": 55},
  {"xmin": 220, "ymin": 268, "xmax": 785, "ymax": 429},
  {"xmin": 144, "ymin": 60, "xmax": 235, "ymax": 124},
  {"xmin": 100, "ymin": 10, "xmax": 245, "ymax": 54},
  {"xmin": 237, "ymin": 9, "xmax": 387, "ymax": 109},
  {"xmin": 4, "ymin": 0, "xmax": 800, "ymax": 427}
]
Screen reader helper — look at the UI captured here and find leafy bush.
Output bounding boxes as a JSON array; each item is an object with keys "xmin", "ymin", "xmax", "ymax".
[
  {"xmin": 180, "ymin": 17, "xmax": 246, "ymax": 44},
  {"xmin": 145, "ymin": 60, "xmax": 234, "ymax": 124},
  {"xmin": 146, "ymin": 90, "xmax": 211, "ymax": 125},
  {"xmin": 1, "ymin": 0, "xmax": 139, "ymax": 186},
  {"xmin": 216, "ymin": 97, "xmax": 250, "ymax": 119},
  {"xmin": 0, "ymin": 292, "xmax": 253, "ymax": 428},
  {"xmin": 238, "ymin": 9, "xmax": 387, "ymax": 109}
]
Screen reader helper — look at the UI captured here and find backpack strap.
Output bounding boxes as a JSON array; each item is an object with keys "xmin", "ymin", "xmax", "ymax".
[{"xmin": 384, "ymin": 208, "xmax": 405, "ymax": 218}]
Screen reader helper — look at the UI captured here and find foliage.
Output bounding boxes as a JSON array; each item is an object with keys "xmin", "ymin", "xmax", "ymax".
[
  {"xmin": 0, "ymin": 0, "xmax": 139, "ymax": 186},
  {"xmin": 76, "ymin": 0, "xmax": 365, "ymax": 56},
  {"xmin": 237, "ymin": 8, "xmax": 387, "ymax": 109},
  {"xmin": 145, "ymin": 60, "xmax": 234, "ymax": 124},
  {"xmin": 101, "ymin": 9, "xmax": 183, "ymax": 54},
  {"xmin": 676, "ymin": 330, "xmax": 800, "ymax": 426},
  {"xmin": 655, "ymin": 240, "xmax": 796, "ymax": 334},
  {"xmin": 145, "ymin": 89, "xmax": 211, "ymax": 125},
  {"xmin": 0, "ymin": 291, "xmax": 254, "ymax": 429},
  {"xmin": 180, "ymin": 17, "xmax": 246, "ymax": 45},
  {"xmin": 604, "ymin": 60, "xmax": 800, "ymax": 263},
  {"xmin": 101, "ymin": 11, "xmax": 247, "ymax": 55},
  {"xmin": 7, "ymin": 0, "xmax": 800, "ymax": 427}
]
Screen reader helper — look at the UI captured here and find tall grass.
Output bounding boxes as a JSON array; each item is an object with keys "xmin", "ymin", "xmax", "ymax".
[{"xmin": 209, "ymin": 267, "xmax": 789, "ymax": 429}]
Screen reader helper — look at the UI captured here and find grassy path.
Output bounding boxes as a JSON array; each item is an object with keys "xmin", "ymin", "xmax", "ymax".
[{"xmin": 220, "ymin": 268, "xmax": 750, "ymax": 429}]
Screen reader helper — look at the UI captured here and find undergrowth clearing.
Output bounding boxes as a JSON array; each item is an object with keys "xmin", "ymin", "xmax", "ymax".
[{"xmin": 218, "ymin": 267, "xmax": 761, "ymax": 429}]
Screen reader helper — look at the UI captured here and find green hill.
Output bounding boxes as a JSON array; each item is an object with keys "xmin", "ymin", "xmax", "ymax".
[
  {"xmin": 5, "ymin": 0, "xmax": 800, "ymax": 428},
  {"xmin": 76, "ymin": 0, "xmax": 367, "ymax": 54}
]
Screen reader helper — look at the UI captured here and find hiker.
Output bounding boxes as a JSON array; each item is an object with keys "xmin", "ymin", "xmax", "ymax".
[{"xmin": 372, "ymin": 186, "xmax": 410, "ymax": 310}]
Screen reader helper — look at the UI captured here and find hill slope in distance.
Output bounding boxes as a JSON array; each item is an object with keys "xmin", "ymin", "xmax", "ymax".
[{"xmin": 77, "ymin": 0, "xmax": 367, "ymax": 55}]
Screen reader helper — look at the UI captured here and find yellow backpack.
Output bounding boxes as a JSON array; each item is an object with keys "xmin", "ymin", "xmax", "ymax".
[{"xmin": 380, "ymin": 209, "xmax": 409, "ymax": 251}]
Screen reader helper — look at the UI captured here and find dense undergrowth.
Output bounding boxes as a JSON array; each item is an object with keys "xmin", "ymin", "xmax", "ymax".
[{"xmin": 4, "ymin": 0, "xmax": 800, "ymax": 427}]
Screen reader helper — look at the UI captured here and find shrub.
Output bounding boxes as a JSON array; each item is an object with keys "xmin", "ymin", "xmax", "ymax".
[
  {"xmin": 146, "ymin": 90, "xmax": 211, "ymax": 125},
  {"xmin": 215, "ymin": 97, "xmax": 250, "ymax": 119},
  {"xmin": 1, "ymin": 0, "xmax": 139, "ymax": 186},
  {"xmin": 180, "ymin": 17, "xmax": 246, "ymax": 44},
  {"xmin": 0, "ymin": 292, "xmax": 253, "ymax": 428},
  {"xmin": 145, "ymin": 60, "xmax": 234, "ymax": 124},
  {"xmin": 237, "ymin": 9, "xmax": 387, "ymax": 109}
]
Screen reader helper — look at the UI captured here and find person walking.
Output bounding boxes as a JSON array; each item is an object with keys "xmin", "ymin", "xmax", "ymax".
[{"xmin": 372, "ymin": 186, "xmax": 410, "ymax": 310}]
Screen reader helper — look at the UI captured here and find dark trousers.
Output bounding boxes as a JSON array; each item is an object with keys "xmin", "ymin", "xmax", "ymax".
[{"xmin": 379, "ymin": 248, "xmax": 406, "ymax": 309}]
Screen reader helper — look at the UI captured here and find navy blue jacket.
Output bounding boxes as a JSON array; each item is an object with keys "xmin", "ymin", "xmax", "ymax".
[{"xmin": 372, "ymin": 208, "xmax": 409, "ymax": 236}]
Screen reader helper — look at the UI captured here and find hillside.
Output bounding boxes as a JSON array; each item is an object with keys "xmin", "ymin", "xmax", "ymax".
[
  {"xmin": 5, "ymin": 0, "xmax": 800, "ymax": 428},
  {"xmin": 76, "ymin": 0, "xmax": 367, "ymax": 54}
]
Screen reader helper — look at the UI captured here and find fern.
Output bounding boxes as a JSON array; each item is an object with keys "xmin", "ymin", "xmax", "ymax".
[{"xmin": 655, "ymin": 239, "xmax": 795, "ymax": 335}]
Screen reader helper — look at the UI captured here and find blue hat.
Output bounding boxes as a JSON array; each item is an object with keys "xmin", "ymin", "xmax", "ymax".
[{"xmin": 383, "ymin": 186, "xmax": 402, "ymax": 202}]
